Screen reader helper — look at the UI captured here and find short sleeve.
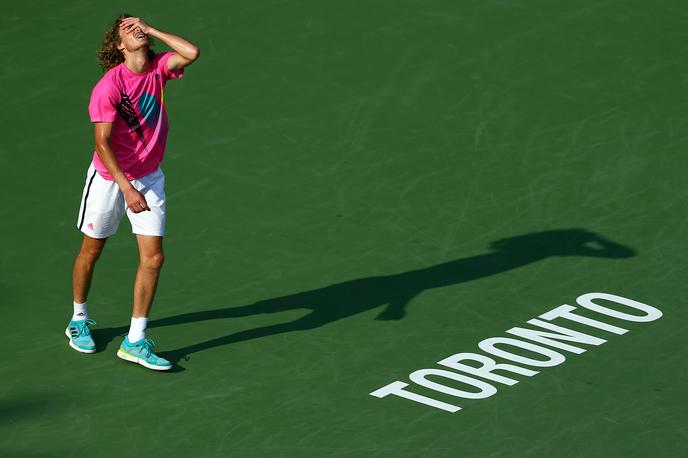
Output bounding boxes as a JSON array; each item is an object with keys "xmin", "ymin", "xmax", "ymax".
[
  {"xmin": 156, "ymin": 51, "xmax": 185, "ymax": 81},
  {"xmin": 88, "ymin": 77, "xmax": 119, "ymax": 123}
]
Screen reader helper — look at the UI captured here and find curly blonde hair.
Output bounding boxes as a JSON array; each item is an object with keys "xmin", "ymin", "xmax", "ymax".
[{"xmin": 97, "ymin": 13, "xmax": 155, "ymax": 72}]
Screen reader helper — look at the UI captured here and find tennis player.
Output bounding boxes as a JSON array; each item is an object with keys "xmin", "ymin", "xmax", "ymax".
[{"xmin": 66, "ymin": 14, "xmax": 199, "ymax": 370}]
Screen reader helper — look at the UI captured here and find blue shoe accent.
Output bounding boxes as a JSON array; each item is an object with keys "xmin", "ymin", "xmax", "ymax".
[
  {"xmin": 65, "ymin": 319, "xmax": 97, "ymax": 354},
  {"xmin": 117, "ymin": 337, "xmax": 172, "ymax": 371}
]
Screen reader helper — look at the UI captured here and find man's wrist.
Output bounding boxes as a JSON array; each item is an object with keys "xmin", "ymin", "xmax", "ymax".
[
  {"xmin": 119, "ymin": 182, "xmax": 134, "ymax": 193},
  {"xmin": 112, "ymin": 173, "xmax": 133, "ymax": 191}
]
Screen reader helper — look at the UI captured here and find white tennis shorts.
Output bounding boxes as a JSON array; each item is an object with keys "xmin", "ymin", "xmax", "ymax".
[{"xmin": 76, "ymin": 162, "xmax": 166, "ymax": 239}]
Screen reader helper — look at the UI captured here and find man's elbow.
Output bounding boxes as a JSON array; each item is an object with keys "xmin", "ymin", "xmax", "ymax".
[
  {"xmin": 94, "ymin": 140, "xmax": 110, "ymax": 155},
  {"xmin": 189, "ymin": 47, "xmax": 200, "ymax": 61}
]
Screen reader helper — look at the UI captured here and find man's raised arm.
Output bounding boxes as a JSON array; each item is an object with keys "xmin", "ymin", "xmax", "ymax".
[{"xmin": 119, "ymin": 17, "xmax": 200, "ymax": 70}]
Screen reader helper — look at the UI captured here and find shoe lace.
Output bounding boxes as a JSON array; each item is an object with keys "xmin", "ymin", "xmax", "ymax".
[
  {"xmin": 76, "ymin": 319, "xmax": 97, "ymax": 336},
  {"xmin": 141, "ymin": 338, "xmax": 156, "ymax": 358}
]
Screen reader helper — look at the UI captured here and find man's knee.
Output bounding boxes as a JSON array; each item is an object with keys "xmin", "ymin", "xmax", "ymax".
[
  {"xmin": 141, "ymin": 252, "xmax": 165, "ymax": 271},
  {"xmin": 79, "ymin": 243, "xmax": 105, "ymax": 264}
]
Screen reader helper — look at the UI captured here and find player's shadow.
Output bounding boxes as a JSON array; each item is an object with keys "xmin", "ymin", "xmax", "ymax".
[{"xmin": 93, "ymin": 229, "xmax": 635, "ymax": 364}]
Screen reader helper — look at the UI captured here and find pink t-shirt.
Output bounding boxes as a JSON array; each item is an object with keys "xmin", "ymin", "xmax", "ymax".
[{"xmin": 88, "ymin": 52, "xmax": 184, "ymax": 180}]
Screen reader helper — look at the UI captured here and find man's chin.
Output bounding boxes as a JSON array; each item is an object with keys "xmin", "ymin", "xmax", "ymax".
[{"xmin": 134, "ymin": 36, "xmax": 150, "ymax": 46}]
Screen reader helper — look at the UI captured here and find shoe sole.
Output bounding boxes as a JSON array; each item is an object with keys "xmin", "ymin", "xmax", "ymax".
[
  {"xmin": 65, "ymin": 328, "xmax": 96, "ymax": 354},
  {"xmin": 117, "ymin": 348, "xmax": 172, "ymax": 371}
]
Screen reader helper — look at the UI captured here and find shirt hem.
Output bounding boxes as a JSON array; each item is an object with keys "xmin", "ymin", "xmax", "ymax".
[{"xmin": 95, "ymin": 166, "xmax": 161, "ymax": 182}]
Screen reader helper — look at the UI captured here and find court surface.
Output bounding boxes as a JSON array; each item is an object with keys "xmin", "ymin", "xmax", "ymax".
[{"xmin": 1, "ymin": 1, "xmax": 687, "ymax": 456}]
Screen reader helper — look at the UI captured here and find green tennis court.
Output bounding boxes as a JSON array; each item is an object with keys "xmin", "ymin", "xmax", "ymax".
[{"xmin": 1, "ymin": 1, "xmax": 686, "ymax": 456}]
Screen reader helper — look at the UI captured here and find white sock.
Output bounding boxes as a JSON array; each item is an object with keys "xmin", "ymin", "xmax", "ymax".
[
  {"xmin": 72, "ymin": 301, "xmax": 88, "ymax": 321},
  {"xmin": 127, "ymin": 317, "xmax": 148, "ymax": 343}
]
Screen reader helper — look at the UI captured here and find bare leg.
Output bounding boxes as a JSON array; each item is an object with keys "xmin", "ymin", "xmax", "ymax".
[
  {"xmin": 132, "ymin": 235, "xmax": 164, "ymax": 318},
  {"xmin": 72, "ymin": 235, "xmax": 108, "ymax": 303}
]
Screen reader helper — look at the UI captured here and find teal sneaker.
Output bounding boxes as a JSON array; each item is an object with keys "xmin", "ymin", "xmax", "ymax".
[
  {"xmin": 117, "ymin": 337, "xmax": 172, "ymax": 371},
  {"xmin": 65, "ymin": 319, "xmax": 97, "ymax": 354}
]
